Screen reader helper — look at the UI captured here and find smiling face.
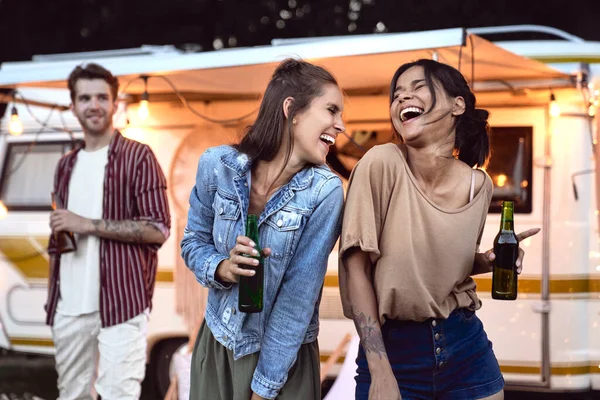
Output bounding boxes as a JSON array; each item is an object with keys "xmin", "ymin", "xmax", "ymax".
[
  {"xmin": 71, "ymin": 78, "xmax": 117, "ymax": 137},
  {"xmin": 288, "ymin": 83, "xmax": 345, "ymax": 166},
  {"xmin": 390, "ymin": 66, "xmax": 464, "ymax": 148}
]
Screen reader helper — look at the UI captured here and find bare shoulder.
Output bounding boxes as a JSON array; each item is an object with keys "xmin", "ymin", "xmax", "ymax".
[
  {"xmin": 473, "ymin": 168, "xmax": 493, "ymax": 197},
  {"xmin": 358, "ymin": 143, "xmax": 404, "ymax": 168},
  {"xmin": 454, "ymin": 161, "xmax": 491, "ymax": 197}
]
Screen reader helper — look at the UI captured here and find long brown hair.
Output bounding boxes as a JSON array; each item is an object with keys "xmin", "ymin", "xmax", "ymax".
[{"xmin": 236, "ymin": 58, "xmax": 339, "ymax": 167}]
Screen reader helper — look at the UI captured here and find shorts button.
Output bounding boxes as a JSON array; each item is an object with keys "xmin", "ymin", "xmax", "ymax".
[
  {"xmin": 436, "ymin": 347, "xmax": 442, "ymax": 355},
  {"xmin": 432, "ymin": 320, "xmax": 437, "ymax": 327},
  {"xmin": 434, "ymin": 333, "xmax": 440, "ymax": 340}
]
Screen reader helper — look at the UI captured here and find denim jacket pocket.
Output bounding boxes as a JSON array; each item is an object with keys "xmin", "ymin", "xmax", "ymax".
[
  {"xmin": 265, "ymin": 209, "xmax": 302, "ymax": 258},
  {"xmin": 212, "ymin": 192, "xmax": 240, "ymax": 254}
]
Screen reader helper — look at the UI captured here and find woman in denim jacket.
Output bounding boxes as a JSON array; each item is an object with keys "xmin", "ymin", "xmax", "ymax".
[{"xmin": 181, "ymin": 59, "xmax": 345, "ymax": 400}]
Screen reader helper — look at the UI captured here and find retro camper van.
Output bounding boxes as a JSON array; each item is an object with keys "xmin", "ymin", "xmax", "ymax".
[{"xmin": 0, "ymin": 26, "xmax": 599, "ymax": 396}]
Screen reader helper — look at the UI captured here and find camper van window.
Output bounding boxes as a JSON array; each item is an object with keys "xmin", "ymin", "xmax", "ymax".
[
  {"xmin": 487, "ymin": 126, "xmax": 533, "ymax": 214},
  {"xmin": 0, "ymin": 141, "xmax": 73, "ymax": 211}
]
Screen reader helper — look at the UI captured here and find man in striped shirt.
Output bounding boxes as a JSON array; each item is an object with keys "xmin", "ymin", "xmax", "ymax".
[{"xmin": 47, "ymin": 63, "xmax": 171, "ymax": 400}]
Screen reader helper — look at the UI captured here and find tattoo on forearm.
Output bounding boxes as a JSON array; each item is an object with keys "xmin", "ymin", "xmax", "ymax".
[
  {"xmin": 91, "ymin": 220, "xmax": 102, "ymax": 231},
  {"xmin": 351, "ymin": 306, "xmax": 387, "ymax": 359},
  {"xmin": 91, "ymin": 219, "xmax": 161, "ymax": 243}
]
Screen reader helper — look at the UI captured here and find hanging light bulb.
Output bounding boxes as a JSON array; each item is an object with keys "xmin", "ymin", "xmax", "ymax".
[
  {"xmin": 9, "ymin": 106, "xmax": 23, "ymax": 136},
  {"xmin": 0, "ymin": 200, "xmax": 7, "ymax": 220},
  {"xmin": 549, "ymin": 93, "xmax": 561, "ymax": 118},
  {"xmin": 137, "ymin": 76, "xmax": 150, "ymax": 121},
  {"xmin": 590, "ymin": 104, "xmax": 597, "ymax": 117},
  {"xmin": 138, "ymin": 94, "xmax": 149, "ymax": 121}
]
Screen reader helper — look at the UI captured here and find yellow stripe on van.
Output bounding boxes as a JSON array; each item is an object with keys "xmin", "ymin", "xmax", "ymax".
[
  {"xmin": 473, "ymin": 277, "xmax": 594, "ymax": 294},
  {"xmin": 3, "ymin": 235, "xmax": 599, "ymax": 295},
  {"xmin": 161, "ymin": 273, "xmax": 600, "ymax": 292},
  {"xmin": 324, "ymin": 274, "xmax": 600, "ymax": 294},
  {"xmin": 10, "ymin": 337, "xmax": 54, "ymax": 347},
  {"xmin": 500, "ymin": 362, "xmax": 600, "ymax": 376},
  {"xmin": 0, "ymin": 236, "xmax": 49, "ymax": 279},
  {"xmin": 324, "ymin": 274, "xmax": 339, "ymax": 288},
  {"xmin": 534, "ymin": 56, "xmax": 600, "ymax": 64},
  {"xmin": 156, "ymin": 270, "xmax": 174, "ymax": 282},
  {"xmin": 0, "ymin": 235, "xmax": 176, "ymax": 282}
]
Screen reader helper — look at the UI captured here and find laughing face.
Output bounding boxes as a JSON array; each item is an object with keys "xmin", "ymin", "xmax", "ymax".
[
  {"xmin": 71, "ymin": 79, "xmax": 117, "ymax": 136},
  {"xmin": 390, "ymin": 66, "xmax": 463, "ymax": 147},
  {"xmin": 289, "ymin": 84, "xmax": 345, "ymax": 166}
]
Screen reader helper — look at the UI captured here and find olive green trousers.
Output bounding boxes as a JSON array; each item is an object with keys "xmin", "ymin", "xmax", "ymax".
[{"xmin": 189, "ymin": 320, "xmax": 321, "ymax": 400}]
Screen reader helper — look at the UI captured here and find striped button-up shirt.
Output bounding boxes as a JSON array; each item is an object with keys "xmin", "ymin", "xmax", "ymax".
[{"xmin": 46, "ymin": 131, "xmax": 171, "ymax": 327}]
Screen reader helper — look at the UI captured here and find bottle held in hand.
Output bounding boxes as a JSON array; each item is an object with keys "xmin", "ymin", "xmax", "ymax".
[
  {"xmin": 238, "ymin": 214, "xmax": 264, "ymax": 313},
  {"xmin": 492, "ymin": 201, "xmax": 519, "ymax": 300},
  {"xmin": 51, "ymin": 192, "xmax": 77, "ymax": 255}
]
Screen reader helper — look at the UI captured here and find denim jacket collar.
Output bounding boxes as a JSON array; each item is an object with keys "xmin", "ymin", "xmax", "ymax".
[{"xmin": 220, "ymin": 149, "xmax": 314, "ymax": 191}]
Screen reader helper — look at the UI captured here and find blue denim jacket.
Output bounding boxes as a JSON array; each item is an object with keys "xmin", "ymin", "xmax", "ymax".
[{"xmin": 181, "ymin": 145, "xmax": 343, "ymax": 399}]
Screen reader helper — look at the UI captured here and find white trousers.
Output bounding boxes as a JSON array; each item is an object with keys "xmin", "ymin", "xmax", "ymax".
[{"xmin": 52, "ymin": 311, "xmax": 148, "ymax": 400}]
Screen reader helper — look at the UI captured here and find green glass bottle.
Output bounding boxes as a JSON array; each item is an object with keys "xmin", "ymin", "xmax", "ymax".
[
  {"xmin": 238, "ymin": 214, "xmax": 264, "ymax": 313},
  {"xmin": 492, "ymin": 201, "xmax": 519, "ymax": 300}
]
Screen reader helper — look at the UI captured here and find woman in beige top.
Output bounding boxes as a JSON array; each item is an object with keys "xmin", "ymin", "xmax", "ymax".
[{"xmin": 339, "ymin": 59, "xmax": 539, "ymax": 400}]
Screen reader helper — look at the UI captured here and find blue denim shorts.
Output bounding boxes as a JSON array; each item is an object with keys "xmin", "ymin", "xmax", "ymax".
[{"xmin": 355, "ymin": 308, "xmax": 504, "ymax": 400}]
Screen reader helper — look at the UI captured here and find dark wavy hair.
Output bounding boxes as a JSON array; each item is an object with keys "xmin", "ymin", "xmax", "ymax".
[
  {"xmin": 67, "ymin": 63, "xmax": 119, "ymax": 103},
  {"xmin": 236, "ymin": 58, "xmax": 338, "ymax": 164},
  {"xmin": 389, "ymin": 59, "xmax": 490, "ymax": 168}
]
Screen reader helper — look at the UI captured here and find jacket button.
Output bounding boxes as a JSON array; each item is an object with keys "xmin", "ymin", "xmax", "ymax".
[
  {"xmin": 432, "ymin": 320, "xmax": 437, "ymax": 327},
  {"xmin": 276, "ymin": 220, "xmax": 283, "ymax": 227},
  {"xmin": 434, "ymin": 333, "xmax": 440, "ymax": 340},
  {"xmin": 436, "ymin": 347, "xmax": 442, "ymax": 355},
  {"xmin": 219, "ymin": 207, "xmax": 224, "ymax": 214}
]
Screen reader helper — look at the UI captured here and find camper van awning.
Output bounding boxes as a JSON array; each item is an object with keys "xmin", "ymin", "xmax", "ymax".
[{"xmin": 0, "ymin": 28, "xmax": 569, "ymax": 96}]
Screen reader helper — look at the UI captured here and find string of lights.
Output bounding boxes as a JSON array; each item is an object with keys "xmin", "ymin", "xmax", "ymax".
[
  {"xmin": 15, "ymin": 92, "xmax": 70, "ymax": 133},
  {"xmin": 150, "ymin": 74, "xmax": 258, "ymax": 124},
  {"xmin": 9, "ymin": 105, "xmax": 23, "ymax": 135},
  {"xmin": 7, "ymin": 106, "xmax": 56, "ymax": 177},
  {"xmin": 6, "ymin": 73, "xmax": 261, "ymax": 136},
  {"xmin": 58, "ymin": 108, "xmax": 76, "ymax": 141},
  {"xmin": 547, "ymin": 75, "xmax": 598, "ymax": 119}
]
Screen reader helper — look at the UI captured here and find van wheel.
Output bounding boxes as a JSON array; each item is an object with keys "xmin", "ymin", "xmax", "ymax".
[{"xmin": 148, "ymin": 338, "xmax": 189, "ymax": 397}]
